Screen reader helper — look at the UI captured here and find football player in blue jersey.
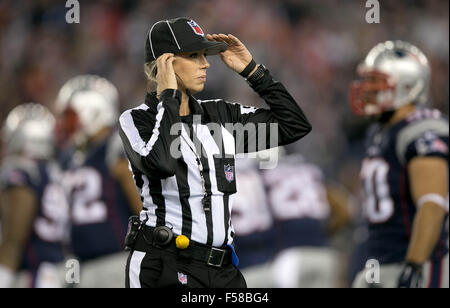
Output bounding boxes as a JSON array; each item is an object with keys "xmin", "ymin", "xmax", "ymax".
[
  {"xmin": 233, "ymin": 149, "xmax": 350, "ymax": 288},
  {"xmin": 0, "ymin": 103, "xmax": 69, "ymax": 288},
  {"xmin": 54, "ymin": 75, "xmax": 142, "ymax": 287},
  {"xmin": 350, "ymin": 41, "xmax": 449, "ymax": 288},
  {"xmin": 263, "ymin": 153, "xmax": 344, "ymax": 288},
  {"xmin": 231, "ymin": 155, "xmax": 277, "ymax": 287}
]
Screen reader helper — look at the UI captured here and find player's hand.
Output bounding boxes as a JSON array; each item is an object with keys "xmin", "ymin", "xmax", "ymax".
[
  {"xmin": 206, "ymin": 34, "xmax": 253, "ymax": 74},
  {"xmin": 397, "ymin": 262, "xmax": 423, "ymax": 288},
  {"xmin": 156, "ymin": 53, "xmax": 178, "ymax": 94}
]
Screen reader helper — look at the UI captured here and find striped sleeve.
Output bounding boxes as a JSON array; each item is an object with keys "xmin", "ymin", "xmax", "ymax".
[
  {"xmin": 213, "ymin": 68, "xmax": 312, "ymax": 153},
  {"xmin": 119, "ymin": 89, "xmax": 182, "ymax": 179}
]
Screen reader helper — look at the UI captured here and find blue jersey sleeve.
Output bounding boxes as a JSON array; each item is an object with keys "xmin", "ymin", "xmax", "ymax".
[
  {"xmin": 0, "ymin": 166, "xmax": 34, "ymax": 189},
  {"xmin": 0, "ymin": 157, "xmax": 42, "ymax": 190},
  {"xmin": 404, "ymin": 132, "xmax": 449, "ymax": 163},
  {"xmin": 396, "ymin": 116, "xmax": 449, "ymax": 165}
]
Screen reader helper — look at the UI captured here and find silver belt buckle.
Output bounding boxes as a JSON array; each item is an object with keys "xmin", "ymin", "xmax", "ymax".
[{"xmin": 207, "ymin": 247, "xmax": 226, "ymax": 267}]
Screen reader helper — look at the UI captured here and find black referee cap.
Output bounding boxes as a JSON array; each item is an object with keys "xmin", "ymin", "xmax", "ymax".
[{"xmin": 145, "ymin": 17, "xmax": 228, "ymax": 62}]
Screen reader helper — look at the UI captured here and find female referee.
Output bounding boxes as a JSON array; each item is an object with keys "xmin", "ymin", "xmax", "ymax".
[{"xmin": 119, "ymin": 17, "xmax": 312, "ymax": 288}]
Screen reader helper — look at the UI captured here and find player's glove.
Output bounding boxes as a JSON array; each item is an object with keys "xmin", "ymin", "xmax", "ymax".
[{"xmin": 397, "ymin": 262, "xmax": 423, "ymax": 288}]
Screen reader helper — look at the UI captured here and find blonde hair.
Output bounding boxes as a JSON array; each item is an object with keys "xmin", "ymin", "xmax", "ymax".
[{"xmin": 144, "ymin": 60, "xmax": 158, "ymax": 83}]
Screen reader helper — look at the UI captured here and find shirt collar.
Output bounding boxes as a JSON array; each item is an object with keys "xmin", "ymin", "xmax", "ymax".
[{"xmin": 145, "ymin": 91, "xmax": 205, "ymax": 117}]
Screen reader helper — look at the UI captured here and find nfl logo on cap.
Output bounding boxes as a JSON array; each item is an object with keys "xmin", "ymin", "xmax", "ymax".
[{"xmin": 187, "ymin": 20, "xmax": 204, "ymax": 36}]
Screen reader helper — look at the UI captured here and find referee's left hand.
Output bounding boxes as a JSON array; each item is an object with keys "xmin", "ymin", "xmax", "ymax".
[{"xmin": 206, "ymin": 34, "xmax": 253, "ymax": 75}]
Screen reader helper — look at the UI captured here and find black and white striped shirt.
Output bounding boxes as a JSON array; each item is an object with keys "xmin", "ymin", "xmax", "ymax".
[{"xmin": 119, "ymin": 68, "xmax": 311, "ymax": 247}]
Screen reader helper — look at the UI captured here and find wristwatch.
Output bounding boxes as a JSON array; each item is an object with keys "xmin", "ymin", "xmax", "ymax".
[{"xmin": 246, "ymin": 64, "xmax": 266, "ymax": 85}]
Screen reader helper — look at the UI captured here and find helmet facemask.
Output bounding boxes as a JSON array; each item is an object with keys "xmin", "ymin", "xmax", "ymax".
[
  {"xmin": 350, "ymin": 71, "xmax": 396, "ymax": 116},
  {"xmin": 54, "ymin": 107, "xmax": 80, "ymax": 149}
]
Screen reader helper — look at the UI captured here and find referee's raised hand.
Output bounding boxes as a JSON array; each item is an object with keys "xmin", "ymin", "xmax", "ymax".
[
  {"xmin": 206, "ymin": 34, "xmax": 255, "ymax": 75},
  {"xmin": 156, "ymin": 53, "xmax": 178, "ymax": 95}
]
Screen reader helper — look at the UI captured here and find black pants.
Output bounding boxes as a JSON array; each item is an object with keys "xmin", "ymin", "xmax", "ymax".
[{"xmin": 125, "ymin": 247, "xmax": 247, "ymax": 288}]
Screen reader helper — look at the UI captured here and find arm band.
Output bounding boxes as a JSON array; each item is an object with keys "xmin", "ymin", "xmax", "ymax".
[
  {"xmin": 240, "ymin": 59, "xmax": 257, "ymax": 78},
  {"xmin": 417, "ymin": 193, "xmax": 448, "ymax": 211}
]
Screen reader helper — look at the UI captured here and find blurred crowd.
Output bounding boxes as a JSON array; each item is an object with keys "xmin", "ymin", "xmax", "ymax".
[
  {"xmin": 1, "ymin": 0, "xmax": 448, "ymax": 191},
  {"xmin": 0, "ymin": 0, "xmax": 448, "ymax": 287}
]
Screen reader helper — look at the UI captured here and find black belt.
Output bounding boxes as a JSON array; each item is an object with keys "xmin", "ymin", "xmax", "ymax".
[{"xmin": 133, "ymin": 225, "xmax": 232, "ymax": 268}]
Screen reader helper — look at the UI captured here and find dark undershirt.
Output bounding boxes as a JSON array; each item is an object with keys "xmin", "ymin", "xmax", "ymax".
[
  {"xmin": 180, "ymin": 114, "xmax": 194, "ymax": 143},
  {"xmin": 180, "ymin": 114, "xmax": 193, "ymax": 125}
]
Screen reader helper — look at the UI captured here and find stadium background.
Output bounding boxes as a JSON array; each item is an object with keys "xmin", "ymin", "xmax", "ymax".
[{"xmin": 0, "ymin": 0, "xmax": 448, "ymax": 287}]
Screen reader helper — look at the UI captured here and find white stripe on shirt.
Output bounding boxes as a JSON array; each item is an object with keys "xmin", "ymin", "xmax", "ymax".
[
  {"xmin": 119, "ymin": 103, "xmax": 165, "ymax": 157},
  {"xmin": 180, "ymin": 127, "xmax": 208, "ymax": 243},
  {"xmin": 222, "ymin": 126, "xmax": 236, "ymax": 155},
  {"xmin": 161, "ymin": 175, "xmax": 183, "ymax": 235}
]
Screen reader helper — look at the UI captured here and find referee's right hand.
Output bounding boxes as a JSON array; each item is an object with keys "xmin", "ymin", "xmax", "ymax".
[{"xmin": 156, "ymin": 53, "xmax": 178, "ymax": 94}]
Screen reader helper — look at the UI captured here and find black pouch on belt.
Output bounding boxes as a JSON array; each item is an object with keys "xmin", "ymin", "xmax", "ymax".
[
  {"xmin": 152, "ymin": 226, "xmax": 174, "ymax": 248},
  {"xmin": 124, "ymin": 216, "xmax": 143, "ymax": 251}
]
